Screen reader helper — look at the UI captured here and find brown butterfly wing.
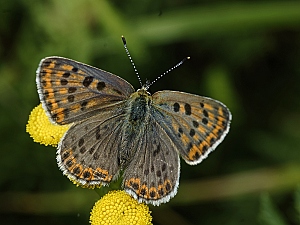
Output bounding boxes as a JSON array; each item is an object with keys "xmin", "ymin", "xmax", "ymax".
[
  {"xmin": 36, "ymin": 57, "xmax": 135, "ymax": 125},
  {"xmin": 152, "ymin": 90, "xmax": 231, "ymax": 165},
  {"xmin": 57, "ymin": 106, "xmax": 127, "ymax": 186},
  {"xmin": 123, "ymin": 115, "xmax": 180, "ymax": 206}
]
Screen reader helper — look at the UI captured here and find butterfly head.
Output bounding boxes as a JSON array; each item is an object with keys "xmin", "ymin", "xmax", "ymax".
[
  {"xmin": 140, "ymin": 79, "xmax": 151, "ymax": 91},
  {"xmin": 135, "ymin": 86, "xmax": 151, "ymax": 98}
]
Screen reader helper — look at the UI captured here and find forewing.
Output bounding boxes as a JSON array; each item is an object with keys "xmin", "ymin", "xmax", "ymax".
[
  {"xmin": 36, "ymin": 57, "xmax": 135, "ymax": 125},
  {"xmin": 152, "ymin": 90, "xmax": 231, "ymax": 165},
  {"xmin": 57, "ymin": 107, "xmax": 126, "ymax": 186},
  {"xmin": 123, "ymin": 116, "xmax": 180, "ymax": 206}
]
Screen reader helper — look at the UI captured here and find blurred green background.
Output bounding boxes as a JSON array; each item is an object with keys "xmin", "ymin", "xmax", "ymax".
[{"xmin": 1, "ymin": 0, "xmax": 300, "ymax": 224}]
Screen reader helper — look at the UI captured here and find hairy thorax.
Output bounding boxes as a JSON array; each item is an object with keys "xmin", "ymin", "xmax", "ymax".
[
  {"xmin": 128, "ymin": 89, "xmax": 152, "ymax": 125},
  {"xmin": 119, "ymin": 88, "xmax": 153, "ymax": 166}
]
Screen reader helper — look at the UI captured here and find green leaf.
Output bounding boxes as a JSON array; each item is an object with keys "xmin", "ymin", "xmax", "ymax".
[
  {"xmin": 295, "ymin": 185, "xmax": 300, "ymax": 223},
  {"xmin": 258, "ymin": 193, "xmax": 288, "ymax": 225}
]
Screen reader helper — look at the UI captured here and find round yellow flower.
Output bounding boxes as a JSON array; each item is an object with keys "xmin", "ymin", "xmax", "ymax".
[
  {"xmin": 26, "ymin": 104, "xmax": 70, "ymax": 146},
  {"xmin": 90, "ymin": 190, "xmax": 152, "ymax": 225}
]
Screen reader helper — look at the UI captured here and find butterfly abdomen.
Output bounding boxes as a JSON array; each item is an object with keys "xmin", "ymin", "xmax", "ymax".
[{"xmin": 118, "ymin": 90, "xmax": 152, "ymax": 166}]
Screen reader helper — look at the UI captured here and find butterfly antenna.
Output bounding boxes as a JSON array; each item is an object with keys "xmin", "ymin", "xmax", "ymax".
[
  {"xmin": 147, "ymin": 56, "xmax": 190, "ymax": 89},
  {"xmin": 122, "ymin": 36, "xmax": 143, "ymax": 87}
]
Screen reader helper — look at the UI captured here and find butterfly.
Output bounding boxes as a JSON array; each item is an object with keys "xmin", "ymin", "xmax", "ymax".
[{"xmin": 36, "ymin": 38, "xmax": 231, "ymax": 206}]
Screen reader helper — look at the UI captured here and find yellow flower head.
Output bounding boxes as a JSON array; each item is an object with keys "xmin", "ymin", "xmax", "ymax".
[
  {"xmin": 90, "ymin": 190, "xmax": 152, "ymax": 225},
  {"xmin": 26, "ymin": 104, "xmax": 70, "ymax": 146}
]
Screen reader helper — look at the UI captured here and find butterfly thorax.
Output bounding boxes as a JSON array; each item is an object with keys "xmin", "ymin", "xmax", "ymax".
[
  {"xmin": 119, "ymin": 88, "xmax": 152, "ymax": 167},
  {"xmin": 127, "ymin": 88, "xmax": 151, "ymax": 124}
]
